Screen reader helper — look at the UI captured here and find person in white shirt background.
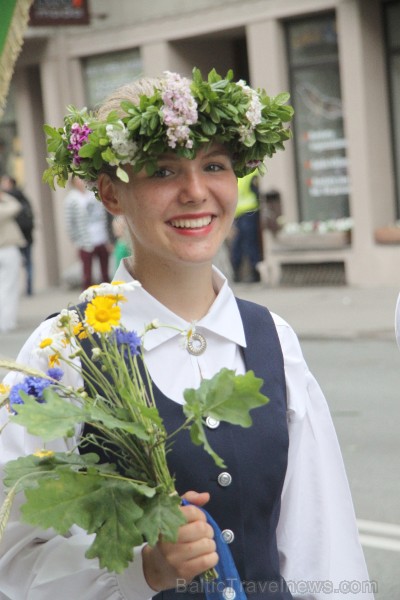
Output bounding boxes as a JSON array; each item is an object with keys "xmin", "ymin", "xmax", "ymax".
[
  {"xmin": 64, "ymin": 176, "xmax": 111, "ymax": 289},
  {"xmin": 0, "ymin": 69, "xmax": 374, "ymax": 599},
  {"xmin": 0, "ymin": 189, "xmax": 25, "ymax": 333}
]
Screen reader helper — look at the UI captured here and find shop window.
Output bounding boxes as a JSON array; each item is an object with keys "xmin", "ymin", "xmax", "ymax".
[
  {"xmin": 384, "ymin": 0, "xmax": 400, "ymax": 217},
  {"xmin": 83, "ymin": 49, "xmax": 142, "ymax": 110},
  {"xmin": 285, "ymin": 13, "xmax": 350, "ymax": 222}
]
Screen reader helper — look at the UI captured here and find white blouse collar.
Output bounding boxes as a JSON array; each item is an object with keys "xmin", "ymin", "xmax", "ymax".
[{"xmin": 114, "ymin": 260, "xmax": 246, "ymax": 351}]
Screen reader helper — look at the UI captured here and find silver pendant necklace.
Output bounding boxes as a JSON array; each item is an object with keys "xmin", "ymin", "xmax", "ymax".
[{"xmin": 187, "ymin": 332, "xmax": 207, "ymax": 356}]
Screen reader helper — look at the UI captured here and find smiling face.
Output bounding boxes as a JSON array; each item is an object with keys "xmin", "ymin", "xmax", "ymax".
[{"xmin": 102, "ymin": 144, "xmax": 238, "ymax": 277}]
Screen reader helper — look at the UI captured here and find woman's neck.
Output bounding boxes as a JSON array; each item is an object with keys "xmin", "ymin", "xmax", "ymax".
[{"xmin": 127, "ymin": 257, "xmax": 217, "ymax": 322}]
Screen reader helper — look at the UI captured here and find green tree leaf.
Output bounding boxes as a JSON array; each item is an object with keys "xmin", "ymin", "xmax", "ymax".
[
  {"xmin": 183, "ymin": 368, "xmax": 269, "ymax": 427},
  {"xmin": 11, "ymin": 389, "xmax": 87, "ymax": 441},
  {"xmin": 3, "ymin": 452, "xmax": 101, "ymax": 490},
  {"xmin": 188, "ymin": 420, "xmax": 226, "ymax": 468},
  {"xmin": 181, "ymin": 370, "xmax": 268, "ymax": 467},
  {"xmin": 21, "ymin": 470, "xmax": 145, "ymax": 573},
  {"xmin": 137, "ymin": 492, "xmax": 186, "ymax": 546},
  {"xmin": 84, "ymin": 486, "xmax": 144, "ymax": 572},
  {"xmin": 88, "ymin": 406, "xmax": 150, "ymax": 439}
]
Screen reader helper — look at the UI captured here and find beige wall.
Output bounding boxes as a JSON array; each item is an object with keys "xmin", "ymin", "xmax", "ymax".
[{"xmin": 8, "ymin": 0, "xmax": 400, "ymax": 288}]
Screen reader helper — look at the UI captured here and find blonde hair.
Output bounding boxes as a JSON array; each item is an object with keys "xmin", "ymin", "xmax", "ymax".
[{"xmin": 96, "ymin": 78, "xmax": 160, "ymax": 121}]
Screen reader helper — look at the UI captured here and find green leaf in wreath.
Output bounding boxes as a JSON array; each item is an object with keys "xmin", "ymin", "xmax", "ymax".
[
  {"xmin": 116, "ymin": 166, "xmax": 129, "ymax": 182},
  {"xmin": 136, "ymin": 492, "xmax": 186, "ymax": 546}
]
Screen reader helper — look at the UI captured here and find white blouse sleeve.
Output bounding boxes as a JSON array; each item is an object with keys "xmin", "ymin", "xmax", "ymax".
[
  {"xmin": 0, "ymin": 319, "xmax": 155, "ymax": 600},
  {"xmin": 273, "ymin": 315, "xmax": 374, "ymax": 600}
]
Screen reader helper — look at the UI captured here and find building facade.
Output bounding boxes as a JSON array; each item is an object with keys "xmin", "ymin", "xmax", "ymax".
[{"xmin": 1, "ymin": 0, "xmax": 400, "ymax": 288}]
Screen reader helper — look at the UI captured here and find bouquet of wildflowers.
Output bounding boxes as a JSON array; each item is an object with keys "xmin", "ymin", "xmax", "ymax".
[{"xmin": 0, "ymin": 281, "xmax": 268, "ymax": 574}]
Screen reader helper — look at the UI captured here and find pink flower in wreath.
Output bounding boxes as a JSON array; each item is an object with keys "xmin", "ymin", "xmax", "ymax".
[{"xmin": 67, "ymin": 122, "xmax": 92, "ymax": 165}]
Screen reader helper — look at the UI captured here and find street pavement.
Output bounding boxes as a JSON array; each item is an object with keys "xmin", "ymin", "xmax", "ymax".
[
  {"xmin": 0, "ymin": 281, "xmax": 398, "ymax": 354},
  {"xmin": 0, "ymin": 280, "xmax": 399, "ymax": 374}
]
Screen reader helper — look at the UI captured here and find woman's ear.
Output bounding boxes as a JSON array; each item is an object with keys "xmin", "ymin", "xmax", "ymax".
[{"xmin": 98, "ymin": 174, "xmax": 124, "ymax": 216}]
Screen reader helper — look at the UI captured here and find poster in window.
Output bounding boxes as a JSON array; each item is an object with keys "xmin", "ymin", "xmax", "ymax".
[{"xmin": 293, "ymin": 65, "xmax": 350, "ymax": 222}]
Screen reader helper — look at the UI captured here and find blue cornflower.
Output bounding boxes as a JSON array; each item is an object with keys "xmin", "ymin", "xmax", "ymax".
[
  {"xmin": 9, "ymin": 381, "xmax": 30, "ymax": 407},
  {"xmin": 112, "ymin": 328, "xmax": 141, "ymax": 358},
  {"xmin": 47, "ymin": 367, "xmax": 64, "ymax": 381},
  {"xmin": 9, "ymin": 371, "xmax": 62, "ymax": 409}
]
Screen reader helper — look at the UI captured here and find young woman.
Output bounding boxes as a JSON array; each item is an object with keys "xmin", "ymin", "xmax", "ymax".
[{"xmin": 0, "ymin": 69, "xmax": 373, "ymax": 599}]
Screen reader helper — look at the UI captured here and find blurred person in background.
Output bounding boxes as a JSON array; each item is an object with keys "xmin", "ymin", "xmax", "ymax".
[
  {"xmin": 64, "ymin": 176, "xmax": 111, "ymax": 289},
  {"xmin": 111, "ymin": 215, "xmax": 132, "ymax": 271},
  {"xmin": 0, "ymin": 189, "xmax": 25, "ymax": 332},
  {"xmin": 1, "ymin": 175, "xmax": 35, "ymax": 296},
  {"xmin": 230, "ymin": 172, "xmax": 262, "ymax": 283}
]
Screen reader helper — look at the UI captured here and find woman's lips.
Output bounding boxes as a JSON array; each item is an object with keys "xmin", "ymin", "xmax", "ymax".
[
  {"xmin": 167, "ymin": 214, "xmax": 215, "ymax": 236},
  {"xmin": 169, "ymin": 215, "xmax": 213, "ymax": 229}
]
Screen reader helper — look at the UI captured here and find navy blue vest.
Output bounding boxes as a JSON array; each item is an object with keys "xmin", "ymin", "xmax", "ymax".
[{"xmin": 80, "ymin": 298, "xmax": 292, "ymax": 599}]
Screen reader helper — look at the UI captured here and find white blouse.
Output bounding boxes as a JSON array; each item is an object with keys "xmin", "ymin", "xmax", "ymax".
[{"xmin": 0, "ymin": 263, "xmax": 373, "ymax": 599}]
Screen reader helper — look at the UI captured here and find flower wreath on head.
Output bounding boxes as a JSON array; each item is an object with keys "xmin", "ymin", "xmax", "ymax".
[{"xmin": 43, "ymin": 67, "xmax": 294, "ymax": 197}]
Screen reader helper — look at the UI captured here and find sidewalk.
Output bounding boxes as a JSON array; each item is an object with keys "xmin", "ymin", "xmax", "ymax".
[
  {"xmin": 1, "ymin": 281, "xmax": 398, "ymax": 376},
  {"xmin": 3, "ymin": 281, "xmax": 399, "ymax": 344}
]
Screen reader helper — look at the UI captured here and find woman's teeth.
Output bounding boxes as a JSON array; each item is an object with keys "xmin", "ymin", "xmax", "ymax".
[{"xmin": 170, "ymin": 216, "xmax": 212, "ymax": 229}]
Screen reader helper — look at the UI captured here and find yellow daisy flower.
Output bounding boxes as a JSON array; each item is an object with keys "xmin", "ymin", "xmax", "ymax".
[
  {"xmin": 48, "ymin": 353, "xmax": 61, "ymax": 368},
  {"xmin": 85, "ymin": 296, "xmax": 121, "ymax": 333},
  {"xmin": 106, "ymin": 293, "xmax": 127, "ymax": 303},
  {"xmin": 39, "ymin": 338, "xmax": 53, "ymax": 349},
  {"xmin": 73, "ymin": 322, "xmax": 88, "ymax": 340},
  {"xmin": 34, "ymin": 449, "xmax": 55, "ymax": 459}
]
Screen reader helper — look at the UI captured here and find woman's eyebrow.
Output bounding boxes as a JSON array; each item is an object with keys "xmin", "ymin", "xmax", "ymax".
[{"xmin": 203, "ymin": 149, "xmax": 232, "ymax": 159}]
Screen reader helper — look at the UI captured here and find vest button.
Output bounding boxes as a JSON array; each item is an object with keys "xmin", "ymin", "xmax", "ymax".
[
  {"xmin": 206, "ymin": 416, "xmax": 220, "ymax": 429},
  {"xmin": 217, "ymin": 472, "xmax": 232, "ymax": 487},
  {"xmin": 221, "ymin": 529, "xmax": 235, "ymax": 544},
  {"xmin": 223, "ymin": 587, "xmax": 236, "ymax": 600}
]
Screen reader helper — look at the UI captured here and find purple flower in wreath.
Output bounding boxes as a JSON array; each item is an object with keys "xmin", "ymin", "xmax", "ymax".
[
  {"xmin": 245, "ymin": 159, "xmax": 262, "ymax": 170},
  {"xmin": 67, "ymin": 122, "xmax": 92, "ymax": 165}
]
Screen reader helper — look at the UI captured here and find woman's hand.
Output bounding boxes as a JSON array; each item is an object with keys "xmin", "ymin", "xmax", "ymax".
[{"xmin": 142, "ymin": 491, "xmax": 218, "ymax": 592}]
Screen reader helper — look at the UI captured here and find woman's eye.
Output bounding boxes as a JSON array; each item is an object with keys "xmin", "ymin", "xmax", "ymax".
[
  {"xmin": 205, "ymin": 163, "xmax": 223, "ymax": 172},
  {"xmin": 152, "ymin": 167, "xmax": 172, "ymax": 178}
]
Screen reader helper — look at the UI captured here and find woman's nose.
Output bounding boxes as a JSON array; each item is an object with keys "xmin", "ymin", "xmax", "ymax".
[{"xmin": 178, "ymin": 171, "xmax": 207, "ymax": 204}]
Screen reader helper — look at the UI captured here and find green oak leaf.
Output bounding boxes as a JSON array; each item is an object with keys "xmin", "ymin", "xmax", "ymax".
[
  {"xmin": 11, "ymin": 389, "xmax": 87, "ymax": 440},
  {"xmin": 88, "ymin": 406, "xmax": 150, "ymax": 439},
  {"xmin": 3, "ymin": 452, "xmax": 102, "ymax": 490},
  {"xmin": 136, "ymin": 492, "xmax": 186, "ymax": 546},
  {"xmin": 189, "ymin": 420, "xmax": 226, "ymax": 468},
  {"xmin": 84, "ymin": 486, "xmax": 144, "ymax": 572},
  {"xmin": 183, "ymin": 368, "xmax": 269, "ymax": 427},
  {"xmin": 21, "ymin": 470, "xmax": 145, "ymax": 573}
]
